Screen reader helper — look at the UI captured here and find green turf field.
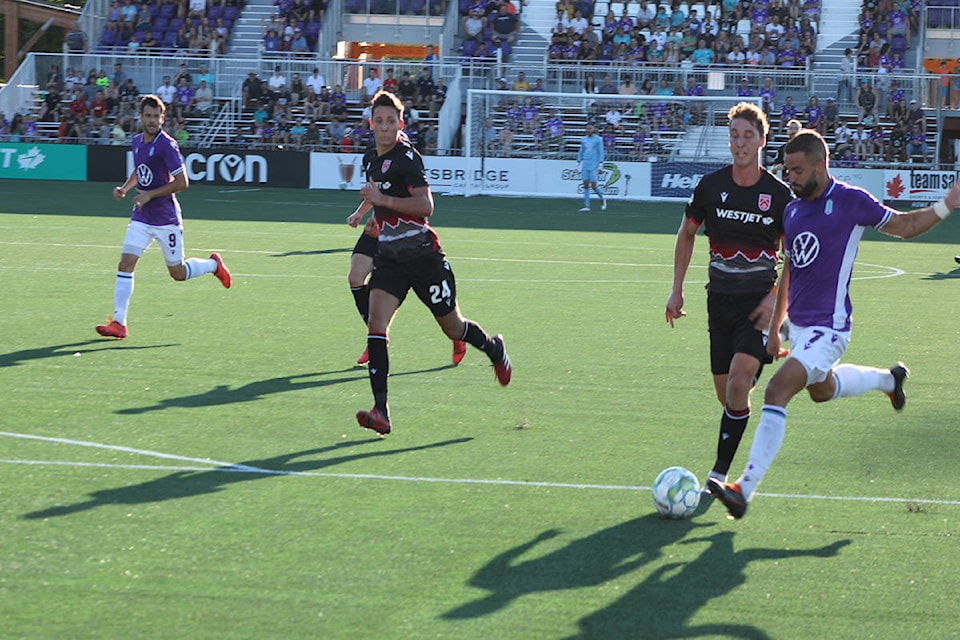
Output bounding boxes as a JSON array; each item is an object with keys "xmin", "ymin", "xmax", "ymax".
[{"xmin": 2, "ymin": 180, "xmax": 959, "ymax": 639}]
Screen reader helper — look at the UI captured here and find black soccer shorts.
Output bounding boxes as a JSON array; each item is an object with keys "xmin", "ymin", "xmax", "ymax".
[
  {"xmin": 369, "ymin": 251, "xmax": 458, "ymax": 318},
  {"xmin": 707, "ymin": 290, "xmax": 774, "ymax": 375}
]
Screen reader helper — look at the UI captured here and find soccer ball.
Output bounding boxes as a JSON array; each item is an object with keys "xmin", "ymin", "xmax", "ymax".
[{"xmin": 652, "ymin": 466, "xmax": 701, "ymax": 519}]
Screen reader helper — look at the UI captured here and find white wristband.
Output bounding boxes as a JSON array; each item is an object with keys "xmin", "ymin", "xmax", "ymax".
[{"xmin": 933, "ymin": 199, "xmax": 952, "ymax": 220}]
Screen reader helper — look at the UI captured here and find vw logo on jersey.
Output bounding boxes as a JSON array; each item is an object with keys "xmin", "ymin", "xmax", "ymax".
[
  {"xmin": 758, "ymin": 193, "xmax": 771, "ymax": 211},
  {"xmin": 136, "ymin": 163, "xmax": 153, "ymax": 186},
  {"xmin": 825, "ymin": 199, "xmax": 834, "ymax": 216},
  {"xmin": 791, "ymin": 231, "xmax": 820, "ymax": 268}
]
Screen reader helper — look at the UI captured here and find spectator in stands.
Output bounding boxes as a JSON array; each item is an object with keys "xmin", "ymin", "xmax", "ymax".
[
  {"xmin": 302, "ymin": 120, "xmax": 320, "ymax": 148},
  {"xmin": 111, "ymin": 118, "xmax": 128, "ymax": 145},
  {"xmin": 66, "ymin": 21, "xmax": 88, "ymax": 55},
  {"xmin": 305, "ymin": 68, "xmax": 324, "ymax": 97},
  {"xmin": 906, "ymin": 99, "xmax": 925, "ymax": 128},
  {"xmin": 494, "ymin": 5, "xmax": 521, "ymax": 44},
  {"xmin": 414, "ymin": 67, "xmax": 435, "ymax": 112},
  {"xmin": 868, "ymin": 123, "xmax": 885, "ymax": 161},
  {"xmin": 737, "ymin": 77, "xmax": 754, "ymax": 98},
  {"xmin": 520, "ymin": 96, "xmax": 539, "ymax": 134},
  {"xmin": 243, "ymin": 71, "xmax": 262, "ymax": 109},
  {"xmin": 463, "ymin": 8, "xmax": 484, "ymax": 43},
  {"xmin": 291, "ymin": 28, "xmax": 310, "ymax": 55},
  {"xmin": 361, "ymin": 68, "xmax": 382, "ymax": 107},
  {"xmin": 512, "ymin": 71, "xmax": 531, "ymax": 92},
  {"xmin": 497, "ymin": 123, "xmax": 514, "ymax": 157},
  {"xmin": 856, "ymin": 80, "xmax": 877, "ymax": 125},
  {"xmin": 194, "ymin": 79, "xmax": 214, "ymax": 116},
  {"xmin": 263, "ymin": 28, "xmax": 281, "ymax": 53},
  {"xmin": 431, "ymin": 77, "xmax": 447, "ymax": 117},
  {"xmin": 804, "ymin": 95, "xmax": 824, "ymax": 134},
  {"xmin": 155, "ymin": 76, "xmax": 176, "ymax": 108},
  {"xmin": 173, "ymin": 63, "xmax": 193, "ymax": 88},
  {"xmin": 597, "ymin": 74, "xmax": 617, "ymax": 96},
  {"xmin": 253, "ymin": 102, "xmax": 269, "ymax": 127},
  {"xmin": 852, "ymin": 122, "xmax": 869, "ymax": 160},
  {"xmin": 759, "ymin": 77, "xmax": 776, "ymax": 115},
  {"xmin": 834, "ymin": 118, "xmax": 854, "ymax": 155},
  {"xmin": 906, "ymin": 122, "xmax": 929, "ymax": 162},
  {"xmin": 838, "ymin": 47, "xmax": 856, "ymax": 105},
  {"xmin": 601, "ymin": 122, "xmax": 617, "ymax": 158},
  {"xmin": 273, "ymin": 114, "xmax": 292, "ymax": 144},
  {"xmin": 268, "ymin": 66, "xmax": 289, "ymax": 105},
  {"xmin": 886, "ymin": 121, "xmax": 908, "ymax": 163},
  {"xmin": 691, "ymin": 38, "xmax": 714, "ymax": 67},
  {"xmin": 823, "ymin": 96, "xmax": 839, "ymax": 136},
  {"xmin": 326, "ymin": 118, "xmax": 346, "ymax": 152},
  {"xmin": 289, "ymin": 73, "xmax": 304, "ymax": 106}
]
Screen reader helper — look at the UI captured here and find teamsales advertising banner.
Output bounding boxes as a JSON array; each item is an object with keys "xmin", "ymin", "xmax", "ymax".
[{"xmin": 882, "ymin": 169, "xmax": 959, "ymax": 209}]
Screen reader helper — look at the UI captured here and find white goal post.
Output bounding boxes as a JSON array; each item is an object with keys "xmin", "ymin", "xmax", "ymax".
[{"xmin": 464, "ymin": 90, "xmax": 765, "ymax": 200}]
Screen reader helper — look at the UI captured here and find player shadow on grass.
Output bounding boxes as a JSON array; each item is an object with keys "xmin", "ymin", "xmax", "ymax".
[
  {"xmin": 22, "ymin": 437, "xmax": 473, "ymax": 520},
  {"xmin": 564, "ymin": 531, "xmax": 852, "ymax": 640},
  {"xmin": 271, "ymin": 247, "xmax": 352, "ymax": 257},
  {"xmin": 442, "ymin": 514, "xmax": 711, "ymax": 620},
  {"xmin": 0, "ymin": 340, "xmax": 177, "ymax": 368},
  {"xmin": 921, "ymin": 265, "xmax": 960, "ymax": 281},
  {"xmin": 115, "ymin": 365, "xmax": 457, "ymax": 414}
]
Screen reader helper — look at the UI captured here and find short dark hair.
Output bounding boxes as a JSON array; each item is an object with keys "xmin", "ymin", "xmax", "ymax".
[
  {"xmin": 370, "ymin": 89, "xmax": 404, "ymax": 119},
  {"xmin": 139, "ymin": 94, "xmax": 165, "ymax": 115},
  {"xmin": 728, "ymin": 101, "xmax": 769, "ymax": 138},
  {"xmin": 783, "ymin": 130, "xmax": 828, "ymax": 161}
]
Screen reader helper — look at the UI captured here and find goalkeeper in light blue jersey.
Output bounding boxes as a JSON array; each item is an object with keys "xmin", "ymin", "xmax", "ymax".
[{"xmin": 576, "ymin": 122, "xmax": 607, "ymax": 212}]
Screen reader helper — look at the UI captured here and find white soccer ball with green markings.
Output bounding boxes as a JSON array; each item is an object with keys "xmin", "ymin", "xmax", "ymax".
[{"xmin": 652, "ymin": 466, "xmax": 701, "ymax": 519}]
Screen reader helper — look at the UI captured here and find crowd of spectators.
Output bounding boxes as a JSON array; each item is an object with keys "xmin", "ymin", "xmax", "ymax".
[
  {"xmin": 260, "ymin": 0, "xmax": 327, "ymax": 56},
  {"xmin": 0, "ymin": 61, "xmax": 220, "ymax": 145},
  {"xmin": 459, "ymin": 0, "xmax": 521, "ymax": 62},
  {"xmin": 97, "ymin": 0, "xmax": 243, "ymax": 56},
  {"xmin": 541, "ymin": 0, "xmax": 819, "ymax": 68},
  {"xmin": 235, "ymin": 64, "xmax": 445, "ymax": 154}
]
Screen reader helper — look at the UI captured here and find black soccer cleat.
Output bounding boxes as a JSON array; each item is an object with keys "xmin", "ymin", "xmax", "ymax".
[
  {"xmin": 887, "ymin": 362, "xmax": 910, "ymax": 411},
  {"xmin": 707, "ymin": 479, "xmax": 747, "ymax": 520}
]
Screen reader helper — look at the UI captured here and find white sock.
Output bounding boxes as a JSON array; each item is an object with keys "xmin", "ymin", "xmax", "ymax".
[
  {"xmin": 832, "ymin": 363, "xmax": 894, "ymax": 399},
  {"xmin": 113, "ymin": 272, "xmax": 134, "ymax": 325},
  {"xmin": 738, "ymin": 404, "xmax": 787, "ymax": 500},
  {"xmin": 184, "ymin": 257, "xmax": 217, "ymax": 280}
]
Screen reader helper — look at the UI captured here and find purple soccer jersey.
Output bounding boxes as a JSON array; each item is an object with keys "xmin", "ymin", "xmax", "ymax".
[
  {"xmin": 130, "ymin": 130, "xmax": 184, "ymax": 227},
  {"xmin": 783, "ymin": 179, "xmax": 892, "ymax": 331}
]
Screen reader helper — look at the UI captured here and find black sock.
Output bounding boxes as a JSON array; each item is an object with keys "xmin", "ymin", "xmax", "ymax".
[
  {"xmin": 367, "ymin": 334, "xmax": 389, "ymax": 415},
  {"xmin": 351, "ymin": 285, "xmax": 369, "ymax": 324},
  {"xmin": 462, "ymin": 320, "xmax": 500, "ymax": 361},
  {"xmin": 714, "ymin": 405, "xmax": 750, "ymax": 477}
]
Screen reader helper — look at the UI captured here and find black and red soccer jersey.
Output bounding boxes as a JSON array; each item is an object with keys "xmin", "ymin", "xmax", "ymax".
[
  {"xmin": 685, "ymin": 166, "xmax": 792, "ymax": 294},
  {"xmin": 362, "ymin": 135, "xmax": 440, "ymax": 262}
]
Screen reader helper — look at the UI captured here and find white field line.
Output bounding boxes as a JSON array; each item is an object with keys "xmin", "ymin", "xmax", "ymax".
[{"xmin": 3, "ymin": 431, "xmax": 959, "ymax": 506}]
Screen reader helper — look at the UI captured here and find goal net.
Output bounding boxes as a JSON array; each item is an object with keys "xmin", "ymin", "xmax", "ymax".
[{"xmin": 463, "ymin": 90, "xmax": 764, "ymax": 200}]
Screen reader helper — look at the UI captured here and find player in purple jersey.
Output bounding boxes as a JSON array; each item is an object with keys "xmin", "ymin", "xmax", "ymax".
[
  {"xmin": 348, "ymin": 91, "xmax": 511, "ymax": 436},
  {"xmin": 710, "ymin": 130, "xmax": 959, "ymax": 519},
  {"xmin": 95, "ymin": 94, "xmax": 230, "ymax": 340},
  {"xmin": 667, "ymin": 102, "xmax": 793, "ymax": 497}
]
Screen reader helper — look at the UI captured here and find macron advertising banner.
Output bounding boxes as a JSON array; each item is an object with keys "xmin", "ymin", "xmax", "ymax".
[
  {"xmin": 0, "ymin": 143, "xmax": 86, "ymax": 181},
  {"xmin": 123, "ymin": 148, "xmax": 311, "ymax": 188}
]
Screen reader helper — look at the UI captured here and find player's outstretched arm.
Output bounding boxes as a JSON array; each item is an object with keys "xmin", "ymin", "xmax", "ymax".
[{"xmin": 881, "ymin": 178, "xmax": 960, "ymax": 239}]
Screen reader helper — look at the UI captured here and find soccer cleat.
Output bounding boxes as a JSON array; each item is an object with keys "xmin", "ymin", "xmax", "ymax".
[
  {"xmin": 356, "ymin": 407, "xmax": 391, "ymax": 435},
  {"xmin": 707, "ymin": 479, "xmax": 747, "ymax": 520},
  {"xmin": 492, "ymin": 333, "xmax": 511, "ymax": 386},
  {"xmin": 601, "ymin": 198, "xmax": 607, "ymax": 211},
  {"xmin": 356, "ymin": 348, "xmax": 369, "ymax": 365},
  {"xmin": 887, "ymin": 362, "xmax": 910, "ymax": 411},
  {"xmin": 452, "ymin": 340, "xmax": 467, "ymax": 365},
  {"xmin": 210, "ymin": 253, "xmax": 231, "ymax": 288},
  {"xmin": 95, "ymin": 319, "xmax": 127, "ymax": 340},
  {"xmin": 578, "ymin": 206, "xmax": 590, "ymax": 212}
]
